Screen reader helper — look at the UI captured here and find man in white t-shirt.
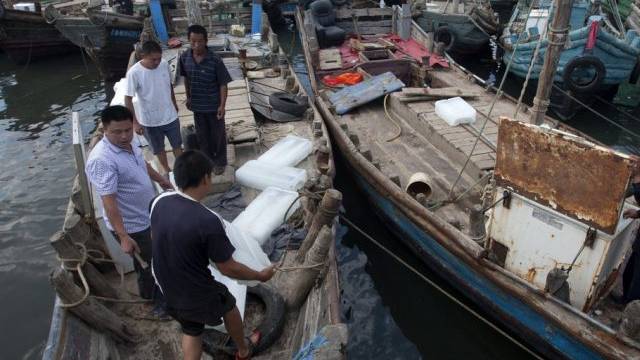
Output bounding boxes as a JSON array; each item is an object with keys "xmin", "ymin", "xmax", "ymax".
[{"xmin": 125, "ymin": 40, "xmax": 182, "ymax": 175}]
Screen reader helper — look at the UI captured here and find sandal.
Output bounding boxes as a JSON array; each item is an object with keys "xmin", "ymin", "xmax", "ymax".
[{"xmin": 234, "ymin": 330, "xmax": 261, "ymax": 360}]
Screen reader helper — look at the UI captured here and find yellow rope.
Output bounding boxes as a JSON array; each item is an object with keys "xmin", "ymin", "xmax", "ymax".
[{"xmin": 383, "ymin": 94, "xmax": 402, "ymax": 142}]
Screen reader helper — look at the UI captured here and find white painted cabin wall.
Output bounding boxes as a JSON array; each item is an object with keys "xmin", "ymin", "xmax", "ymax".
[{"xmin": 487, "ymin": 187, "xmax": 637, "ymax": 311}]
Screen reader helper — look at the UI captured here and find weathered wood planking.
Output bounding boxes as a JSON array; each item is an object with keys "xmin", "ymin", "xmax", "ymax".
[
  {"xmin": 319, "ymin": 48, "xmax": 342, "ymax": 70},
  {"xmin": 328, "ymin": 72, "xmax": 404, "ymax": 114}
]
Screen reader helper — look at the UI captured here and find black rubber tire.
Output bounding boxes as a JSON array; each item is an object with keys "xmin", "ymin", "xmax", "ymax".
[
  {"xmin": 562, "ymin": 55, "xmax": 606, "ymax": 94},
  {"xmin": 310, "ymin": 0, "xmax": 335, "ymax": 26},
  {"xmin": 434, "ymin": 26, "xmax": 456, "ymax": 52},
  {"xmin": 630, "ymin": 58, "xmax": 640, "ymax": 85},
  {"xmin": 269, "ymin": 92, "xmax": 309, "ymax": 117},
  {"xmin": 201, "ymin": 284, "xmax": 286, "ymax": 356},
  {"xmin": 181, "ymin": 124, "xmax": 200, "ymax": 151},
  {"xmin": 331, "ymin": 0, "xmax": 347, "ymax": 6}
]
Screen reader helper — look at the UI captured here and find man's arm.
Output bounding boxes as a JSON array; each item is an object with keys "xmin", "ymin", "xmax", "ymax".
[
  {"xmin": 170, "ymin": 86, "xmax": 179, "ymax": 112},
  {"xmin": 217, "ymin": 85, "xmax": 227, "ymax": 120},
  {"xmin": 102, "ymin": 194, "xmax": 140, "ymax": 254},
  {"xmin": 124, "ymin": 96, "xmax": 143, "ymax": 135},
  {"xmin": 146, "ymin": 162, "xmax": 173, "ymax": 190},
  {"xmin": 216, "ymin": 258, "xmax": 275, "ymax": 282}
]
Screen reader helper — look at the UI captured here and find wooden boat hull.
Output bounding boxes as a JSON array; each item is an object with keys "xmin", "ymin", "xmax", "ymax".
[
  {"xmin": 415, "ymin": 12, "xmax": 491, "ymax": 55},
  {"xmin": 502, "ymin": 22, "xmax": 640, "ymax": 87},
  {"xmin": 49, "ymin": 13, "xmax": 143, "ymax": 81},
  {"xmin": 0, "ymin": 6, "xmax": 77, "ymax": 63}
]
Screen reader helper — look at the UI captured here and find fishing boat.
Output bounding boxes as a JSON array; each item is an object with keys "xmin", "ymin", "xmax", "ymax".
[
  {"xmin": 0, "ymin": 1, "xmax": 78, "ymax": 63},
  {"xmin": 44, "ymin": 4, "xmax": 144, "ymax": 82},
  {"xmin": 415, "ymin": 0, "xmax": 499, "ymax": 55},
  {"xmin": 499, "ymin": 0, "xmax": 640, "ymax": 117},
  {"xmin": 297, "ymin": 4, "xmax": 640, "ymax": 358},
  {"xmin": 43, "ymin": 12, "xmax": 346, "ymax": 360}
]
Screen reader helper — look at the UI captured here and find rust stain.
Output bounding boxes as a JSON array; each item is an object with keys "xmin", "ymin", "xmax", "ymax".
[
  {"xmin": 495, "ymin": 118, "xmax": 633, "ymax": 234},
  {"xmin": 526, "ymin": 268, "xmax": 537, "ymax": 283}
]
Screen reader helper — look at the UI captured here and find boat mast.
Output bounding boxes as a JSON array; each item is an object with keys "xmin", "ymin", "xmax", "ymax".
[{"xmin": 529, "ymin": 0, "xmax": 574, "ymax": 125}]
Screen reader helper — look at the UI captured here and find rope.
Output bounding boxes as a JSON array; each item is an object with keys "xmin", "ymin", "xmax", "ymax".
[
  {"xmin": 338, "ymin": 215, "xmax": 544, "ymax": 360},
  {"xmin": 383, "ymin": 94, "xmax": 402, "ymax": 142},
  {"xmin": 447, "ymin": 0, "xmax": 537, "ymax": 199},
  {"xmin": 57, "ymin": 243, "xmax": 151, "ymax": 308}
]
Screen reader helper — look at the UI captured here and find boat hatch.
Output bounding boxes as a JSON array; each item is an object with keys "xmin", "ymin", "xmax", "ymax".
[{"xmin": 486, "ymin": 118, "xmax": 639, "ymax": 311}]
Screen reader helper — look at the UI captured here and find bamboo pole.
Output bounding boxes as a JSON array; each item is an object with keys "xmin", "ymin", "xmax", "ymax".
[{"xmin": 529, "ymin": 0, "xmax": 574, "ymax": 125}]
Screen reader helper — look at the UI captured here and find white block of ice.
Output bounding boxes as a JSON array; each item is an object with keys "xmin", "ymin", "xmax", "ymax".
[
  {"xmin": 235, "ymin": 160, "xmax": 307, "ymax": 191},
  {"xmin": 257, "ymin": 135, "xmax": 313, "ymax": 167},
  {"xmin": 435, "ymin": 97, "xmax": 476, "ymax": 126},
  {"xmin": 233, "ymin": 187, "xmax": 301, "ymax": 245}
]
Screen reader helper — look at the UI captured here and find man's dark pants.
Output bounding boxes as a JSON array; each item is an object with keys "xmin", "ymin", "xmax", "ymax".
[
  {"xmin": 113, "ymin": 227, "xmax": 154, "ymax": 299},
  {"xmin": 193, "ymin": 112, "xmax": 227, "ymax": 167}
]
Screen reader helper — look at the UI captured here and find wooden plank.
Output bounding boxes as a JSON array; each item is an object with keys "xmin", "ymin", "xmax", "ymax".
[
  {"xmin": 407, "ymin": 101, "xmax": 436, "ymax": 114},
  {"xmin": 329, "ymin": 72, "xmax": 404, "ymax": 115},
  {"xmin": 319, "ymin": 49, "xmax": 342, "ymax": 70},
  {"xmin": 335, "ymin": 7, "xmax": 393, "ymax": 18},
  {"xmin": 72, "ymin": 112, "xmax": 94, "ymax": 220},
  {"xmin": 401, "ymin": 87, "xmax": 480, "ymax": 98}
]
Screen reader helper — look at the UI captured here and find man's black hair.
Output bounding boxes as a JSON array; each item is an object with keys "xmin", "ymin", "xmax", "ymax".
[
  {"xmin": 174, "ymin": 150, "xmax": 213, "ymax": 190},
  {"xmin": 140, "ymin": 40, "xmax": 162, "ymax": 56},
  {"xmin": 187, "ymin": 24, "xmax": 208, "ymax": 41},
  {"xmin": 101, "ymin": 105, "xmax": 133, "ymax": 126}
]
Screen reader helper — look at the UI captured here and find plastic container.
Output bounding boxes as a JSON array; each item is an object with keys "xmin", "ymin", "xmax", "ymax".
[
  {"xmin": 235, "ymin": 160, "xmax": 307, "ymax": 191},
  {"xmin": 434, "ymin": 97, "xmax": 476, "ymax": 126},
  {"xmin": 233, "ymin": 187, "xmax": 301, "ymax": 245},
  {"xmin": 257, "ymin": 135, "xmax": 313, "ymax": 167}
]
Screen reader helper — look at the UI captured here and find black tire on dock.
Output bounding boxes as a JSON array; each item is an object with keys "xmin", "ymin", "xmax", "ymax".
[
  {"xmin": 434, "ymin": 26, "xmax": 456, "ymax": 52},
  {"xmin": 269, "ymin": 92, "xmax": 309, "ymax": 117},
  {"xmin": 563, "ymin": 55, "xmax": 606, "ymax": 94}
]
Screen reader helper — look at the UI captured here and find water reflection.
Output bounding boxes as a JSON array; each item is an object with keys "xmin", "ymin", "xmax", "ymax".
[{"xmin": 0, "ymin": 52, "xmax": 106, "ymax": 360}]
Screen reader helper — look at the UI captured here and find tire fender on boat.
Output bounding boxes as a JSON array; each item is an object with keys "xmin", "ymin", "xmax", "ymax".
[
  {"xmin": 434, "ymin": 26, "xmax": 456, "ymax": 52},
  {"xmin": 201, "ymin": 283, "xmax": 286, "ymax": 356},
  {"xmin": 562, "ymin": 55, "xmax": 606, "ymax": 94},
  {"xmin": 269, "ymin": 92, "xmax": 310, "ymax": 117}
]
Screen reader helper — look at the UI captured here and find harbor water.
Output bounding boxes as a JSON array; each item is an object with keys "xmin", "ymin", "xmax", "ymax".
[{"xmin": 2, "ymin": 31, "xmax": 640, "ymax": 359}]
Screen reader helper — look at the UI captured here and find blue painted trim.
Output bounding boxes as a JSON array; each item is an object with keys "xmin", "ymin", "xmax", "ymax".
[
  {"xmin": 149, "ymin": 0, "xmax": 169, "ymax": 43},
  {"xmin": 251, "ymin": 0, "xmax": 263, "ymax": 35},
  {"xmin": 350, "ymin": 169, "xmax": 603, "ymax": 359}
]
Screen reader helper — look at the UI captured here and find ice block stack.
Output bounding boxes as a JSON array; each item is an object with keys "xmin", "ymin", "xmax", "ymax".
[{"xmin": 233, "ymin": 135, "xmax": 313, "ymax": 245}]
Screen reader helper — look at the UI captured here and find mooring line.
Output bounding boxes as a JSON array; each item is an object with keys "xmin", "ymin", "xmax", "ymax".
[{"xmin": 339, "ymin": 215, "xmax": 544, "ymax": 360}]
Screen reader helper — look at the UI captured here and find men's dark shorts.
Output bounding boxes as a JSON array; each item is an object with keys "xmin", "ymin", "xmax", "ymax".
[
  {"xmin": 167, "ymin": 287, "xmax": 236, "ymax": 336},
  {"xmin": 143, "ymin": 119, "xmax": 182, "ymax": 154}
]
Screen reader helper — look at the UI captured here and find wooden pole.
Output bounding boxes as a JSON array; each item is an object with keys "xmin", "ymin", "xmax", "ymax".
[
  {"xmin": 529, "ymin": 0, "xmax": 574, "ymax": 125},
  {"xmin": 50, "ymin": 268, "xmax": 137, "ymax": 343},
  {"xmin": 296, "ymin": 189, "xmax": 342, "ymax": 262},
  {"xmin": 50, "ymin": 231, "xmax": 124, "ymax": 299}
]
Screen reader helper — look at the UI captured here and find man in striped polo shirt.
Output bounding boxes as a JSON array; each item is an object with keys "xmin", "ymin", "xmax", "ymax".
[{"xmin": 179, "ymin": 24, "xmax": 232, "ymax": 175}]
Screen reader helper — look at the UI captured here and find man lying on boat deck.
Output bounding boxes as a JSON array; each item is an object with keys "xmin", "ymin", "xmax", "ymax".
[
  {"xmin": 85, "ymin": 105, "xmax": 173, "ymax": 313},
  {"xmin": 151, "ymin": 150, "xmax": 276, "ymax": 360},
  {"xmin": 125, "ymin": 40, "xmax": 183, "ymax": 176}
]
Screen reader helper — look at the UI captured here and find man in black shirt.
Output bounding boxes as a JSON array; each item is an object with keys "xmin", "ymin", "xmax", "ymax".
[{"xmin": 151, "ymin": 150, "xmax": 275, "ymax": 360}]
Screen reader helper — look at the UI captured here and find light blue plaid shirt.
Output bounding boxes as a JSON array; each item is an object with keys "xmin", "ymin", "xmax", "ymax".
[{"xmin": 85, "ymin": 136, "xmax": 156, "ymax": 233}]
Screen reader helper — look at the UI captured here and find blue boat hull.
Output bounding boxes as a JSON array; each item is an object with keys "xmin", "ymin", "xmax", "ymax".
[
  {"xmin": 503, "ymin": 26, "xmax": 640, "ymax": 86},
  {"xmin": 347, "ymin": 163, "xmax": 603, "ymax": 359}
]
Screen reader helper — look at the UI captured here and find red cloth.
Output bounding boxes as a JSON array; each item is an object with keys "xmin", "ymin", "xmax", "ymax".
[
  {"xmin": 322, "ymin": 72, "xmax": 363, "ymax": 86},
  {"xmin": 585, "ymin": 20, "xmax": 599, "ymax": 51},
  {"xmin": 382, "ymin": 34, "xmax": 449, "ymax": 68}
]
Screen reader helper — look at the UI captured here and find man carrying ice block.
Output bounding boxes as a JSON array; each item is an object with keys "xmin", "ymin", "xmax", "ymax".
[{"xmin": 150, "ymin": 150, "xmax": 275, "ymax": 360}]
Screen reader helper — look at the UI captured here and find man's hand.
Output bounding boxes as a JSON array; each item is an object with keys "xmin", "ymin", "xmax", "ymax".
[
  {"xmin": 217, "ymin": 106, "xmax": 225, "ymax": 121},
  {"xmin": 159, "ymin": 177, "xmax": 174, "ymax": 190},
  {"xmin": 623, "ymin": 208, "xmax": 640, "ymax": 219},
  {"xmin": 258, "ymin": 265, "xmax": 276, "ymax": 282},
  {"xmin": 119, "ymin": 234, "xmax": 141, "ymax": 255},
  {"xmin": 133, "ymin": 122, "xmax": 144, "ymax": 135}
]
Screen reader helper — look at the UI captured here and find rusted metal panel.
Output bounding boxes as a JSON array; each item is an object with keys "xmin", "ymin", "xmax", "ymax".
[{"xmin": 495, "ymin": 118, "xmax": 634, "ymax": 234}]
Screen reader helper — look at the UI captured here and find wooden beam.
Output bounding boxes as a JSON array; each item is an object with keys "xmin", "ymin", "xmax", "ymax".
[{"xmin": 72, "ymin": 113, "xmax": 94, "ymax": 220}]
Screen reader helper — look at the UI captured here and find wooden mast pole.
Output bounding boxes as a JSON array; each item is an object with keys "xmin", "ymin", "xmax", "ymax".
[{"xmin": 529, "ymin": 0, "xmax": 574, "ymax": 125}]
